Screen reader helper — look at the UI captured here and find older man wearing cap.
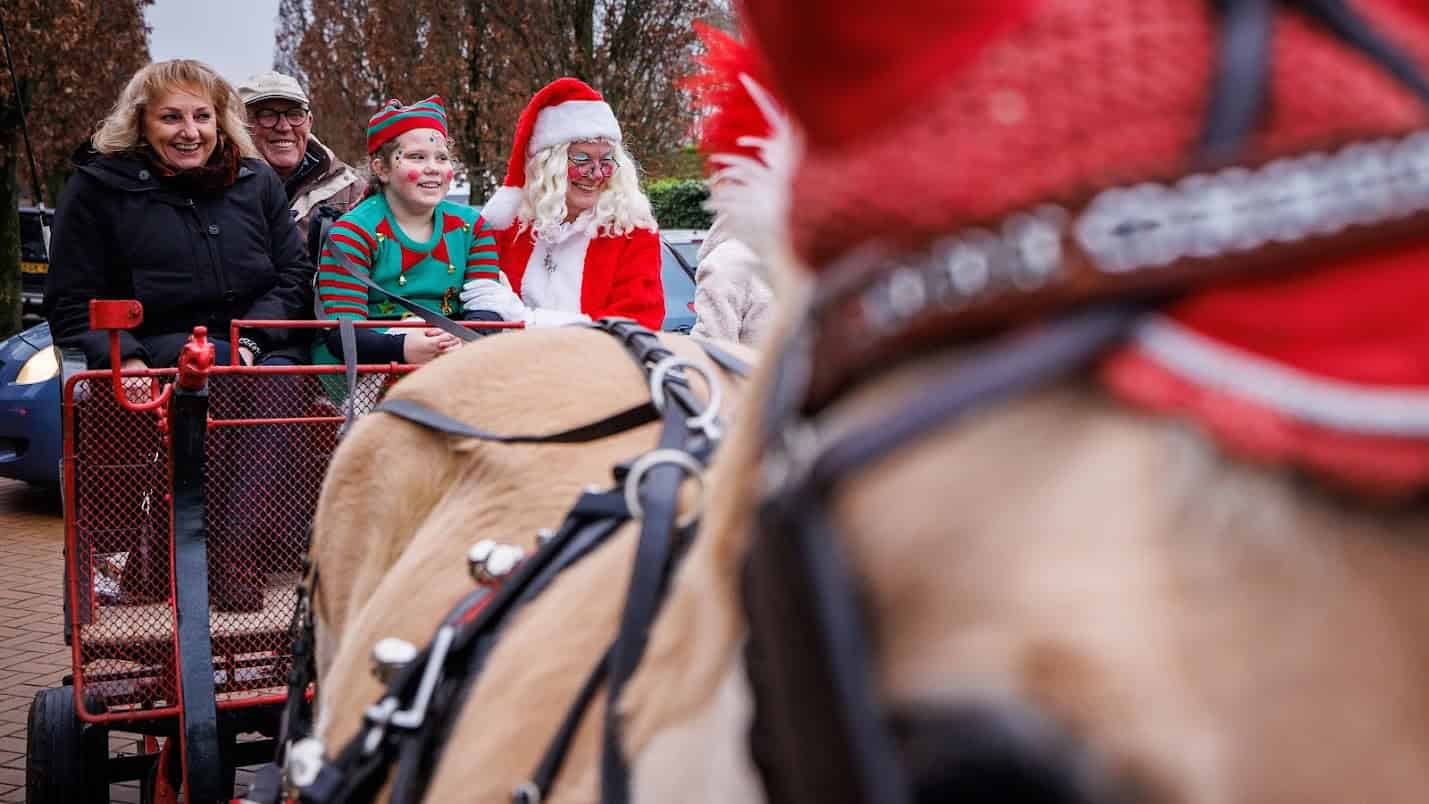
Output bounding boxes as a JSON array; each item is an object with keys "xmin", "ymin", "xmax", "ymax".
[{"xmin": 237, "ymin": 70, "xmax": 363, "ymax": 251}]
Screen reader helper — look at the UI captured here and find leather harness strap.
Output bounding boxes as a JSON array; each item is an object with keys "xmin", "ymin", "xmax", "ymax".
[
  {"xmin": 376, "ymin": 396, "xmax": 662, "ymax": 445},
  {"xmin": 743, "ymin": 306, "xmax": 1141, "ymax": 804},
  {"xmin": 271, "ymin": 319, "xmax": 744, "ymax": 804},
  {"xmin": 599, "ymin": 404, "xmax": 700, "ymax": 803}
]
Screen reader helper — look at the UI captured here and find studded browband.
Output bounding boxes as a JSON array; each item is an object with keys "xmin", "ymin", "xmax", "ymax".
[{"xmin": 799, "ymin": 126, "xmax": 1429, "ymax": 411}]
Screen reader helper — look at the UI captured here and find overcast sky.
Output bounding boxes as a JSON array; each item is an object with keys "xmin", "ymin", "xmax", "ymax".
[{"xmin": 146, "ymin": 0, "xmax": 282, "ymax": 87}]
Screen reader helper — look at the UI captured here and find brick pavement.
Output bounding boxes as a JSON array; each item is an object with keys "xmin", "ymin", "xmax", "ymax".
[
  {"xmin": 0, "ymin": 480, "xmax": 239, "ymax": 804},
  {"xmin": 0, "ymin": 480, "xmax": 69, "ymax": 803}
]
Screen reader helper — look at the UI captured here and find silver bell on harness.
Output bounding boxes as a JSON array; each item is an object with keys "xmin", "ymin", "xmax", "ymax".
[
  {"xmin": 370, "ymin": 637, "xmax": 418, "ymax": 683},
  {"xmin": 286, "ymin": 736, "xmax": 326, "ymax": 791},
  {"xmin": 467, "ymin": 539, "xmax": 526, "ymax": 585}
]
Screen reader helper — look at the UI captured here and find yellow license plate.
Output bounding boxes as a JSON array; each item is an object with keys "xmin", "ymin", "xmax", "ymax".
[{"xmin": 20, "ymin": 261, "xmax": 47, "ymax": 275}]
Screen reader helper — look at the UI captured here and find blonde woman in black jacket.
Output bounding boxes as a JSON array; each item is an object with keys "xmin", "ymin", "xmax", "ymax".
[
  {"xmin": 43, "ymin": 60, "xmax": 314, "ymax": 612},
  {"xmin": 45, "ymin": 59, "xmax": 312, "ymax": 370}
]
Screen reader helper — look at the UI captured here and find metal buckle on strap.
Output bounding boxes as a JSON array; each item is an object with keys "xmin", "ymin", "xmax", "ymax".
[
  {"xmin": 759, "ymin": 421, "xmax": 823, "ymax": 499},
  {"xmin": 360, "ymin": 624, "xmax": 456, "ymax": 754},
  {"xmin": 622, "ymin": 448, "xmax": 705, "ymax": 528},
  {"xmin": 648, "ymin": 355, "xmax": 724, "ymax": 440},
  {"xmin": 285, "ymin": 736, "xmax": 327, "ymax": 791}
]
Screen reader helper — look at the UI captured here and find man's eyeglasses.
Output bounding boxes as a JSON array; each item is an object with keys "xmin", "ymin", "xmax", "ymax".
[
  {"xmin": 568, "ymin": 153, "xmax": 617, "ymax": 180},
  {"xmin": 252, "ymin": 107, "xmax": 310, "ymax": 128}
]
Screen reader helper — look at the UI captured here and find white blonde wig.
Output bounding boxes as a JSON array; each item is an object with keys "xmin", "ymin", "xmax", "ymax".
[{"xmin": 516, "ymin": 139, "xmax": 657, "ymax": 241}]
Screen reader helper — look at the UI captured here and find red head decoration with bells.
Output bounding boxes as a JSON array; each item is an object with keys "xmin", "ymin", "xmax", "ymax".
[{"xmin": 740, "ymin": 0, "xmax": 1429, "ymax": 494}]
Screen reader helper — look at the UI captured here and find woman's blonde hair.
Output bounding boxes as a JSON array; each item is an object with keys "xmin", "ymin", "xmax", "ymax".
[
  {"xmin": 92, "ymin": 59, "xmax": 259, "ymax": 160},
  {"xmin": 518, "ymin": 139, "xmax": 657, "ymax": 241}
]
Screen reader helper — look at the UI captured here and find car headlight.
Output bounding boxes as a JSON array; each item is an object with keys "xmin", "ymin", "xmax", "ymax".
[{"xmin": 14, "ymin": 346, "xmax": 59, "ymax": 385}]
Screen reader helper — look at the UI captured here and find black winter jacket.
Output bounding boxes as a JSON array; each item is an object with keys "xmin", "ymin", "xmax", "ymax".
[{"xmin": 44, "ymin": 149, "xmax": 314, "ymax": 368}]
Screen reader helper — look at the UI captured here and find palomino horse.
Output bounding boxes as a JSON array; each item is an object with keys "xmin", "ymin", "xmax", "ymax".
[
  {"xmin": 620, "ymin": 305, "xmax": 1429, "ymax": 804},
  {"xmin": 311, "ymin": 278, "xmax": 1429, "ymax": 804},
  {"xmin": 306, "ymin": 4, "xmax": 1429, "ymax": 803},
  {"xmin": 306, "ymin": 324, "xmax": 756, "ymax": 797},
  {"xmin": 610, "ymin": 0, "xmax": 1429, "ymax": 800}
]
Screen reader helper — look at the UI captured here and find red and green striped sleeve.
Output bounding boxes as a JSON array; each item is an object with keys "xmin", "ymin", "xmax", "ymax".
[
  {"xmin": 464, "ymin": 216, "xmax": 501, "ymax": 283},
  {"xmin": 318, "ymin": 219, "xmax": 374, "ymax": 320}
]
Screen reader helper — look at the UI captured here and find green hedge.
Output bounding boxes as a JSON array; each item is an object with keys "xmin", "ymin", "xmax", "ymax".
[{"xmin": 645, "ymin": 178, "xmax": 712, "ymax": 230}]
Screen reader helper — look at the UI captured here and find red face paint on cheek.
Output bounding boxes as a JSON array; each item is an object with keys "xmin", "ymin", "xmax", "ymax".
[
  {"xmin": 405, "ymin": 170, "xmax": 420, "ymax": 183},
  {"xmin": 446, "ymin": 168, "xmax": 454, "ymax": 181}
]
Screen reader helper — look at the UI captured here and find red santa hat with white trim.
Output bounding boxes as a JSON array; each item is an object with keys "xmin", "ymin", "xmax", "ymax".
[{"xmin": 482, "ymin": 77, "xmax": 622, "ymax": 231}]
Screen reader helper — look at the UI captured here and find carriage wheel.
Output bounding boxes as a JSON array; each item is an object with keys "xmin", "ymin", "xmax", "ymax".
[{"xmin": 25, "ymin": 686, "xmax": 107, "ymax": 804}]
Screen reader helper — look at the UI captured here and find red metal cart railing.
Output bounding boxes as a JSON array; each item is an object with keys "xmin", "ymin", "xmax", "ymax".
[{"xmin": 31, "ymin": 301, "xmax": 515, "ymax": 803}]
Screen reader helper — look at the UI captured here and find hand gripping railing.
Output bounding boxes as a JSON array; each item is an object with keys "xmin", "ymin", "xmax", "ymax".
[{"xmin": 90, "ymin": 299, "xmax": 215, "ymax": 411}]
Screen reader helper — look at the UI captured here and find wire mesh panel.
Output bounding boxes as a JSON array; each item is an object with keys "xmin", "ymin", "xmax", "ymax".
[
  {"xmin": 66, "ymin": 366, "xmax": 401, "ymax": 718},
  {"xmin": 68, "ymin": 375, "xmax": 177, "ymax": 716},
  {"xmin": 203, "ymin": 371, "xmax": 361, "ymax": 705}
]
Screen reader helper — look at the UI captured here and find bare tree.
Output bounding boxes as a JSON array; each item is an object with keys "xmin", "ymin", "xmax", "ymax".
[
  {"xmin": 274, "ymin": 0, "xmax": 310, "ymax": 83},
  {"xmin": 285, "ymin": 0, "xmax": 714, "ymax": 196},
  {"xmin": 0, "ymin": 0, "xmax": 151, "ymax": 336}
]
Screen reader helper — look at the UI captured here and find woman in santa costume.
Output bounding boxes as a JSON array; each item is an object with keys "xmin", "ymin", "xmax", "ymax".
[
  {"xmin": 314, "ymin": 96, "xmax": 502, "ymax": 366},
  {"xmin": 459, "ymin": 78, "xmax": 664, "ymax": 330}
]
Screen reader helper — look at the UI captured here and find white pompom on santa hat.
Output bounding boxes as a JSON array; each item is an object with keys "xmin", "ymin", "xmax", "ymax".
[{"xmin": 482, "ymin": 77, "xmax": 623, "ymax": 231}]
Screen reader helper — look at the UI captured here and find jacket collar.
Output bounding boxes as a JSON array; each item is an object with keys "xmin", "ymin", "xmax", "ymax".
[
  {"xmin": 73, "ymin": 146, "xmax": 257, "ymax": 194},
  {"xmin": 284, "ymin": 137, "xmax": 333, "ymax": 198}
]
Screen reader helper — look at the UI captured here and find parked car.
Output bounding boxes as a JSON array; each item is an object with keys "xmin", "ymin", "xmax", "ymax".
[
  {"xmin": 661, "ymin": 228, "xmax": 707, "ymax": 272},
  {"xmin": 659, "ymin": 229, "xmax": 706, "ymax": 333},
  {"xmin": 0, "ymin": 322, "xmax": 61, "ymax": 488},
  {"xmin": 0, "ymin": 232, "xmax": 709, "ymax": 488},
  {"xmin": 445, "ymin": 181, "xmax": 473, "ymax": 207},
  {"xmin": 19, "ymin": 206, "xmax": 54, "ymax": 325}
]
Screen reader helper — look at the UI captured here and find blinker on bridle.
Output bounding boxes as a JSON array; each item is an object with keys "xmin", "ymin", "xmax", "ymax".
[{"xmin": 739, "ymin": 3, "xmax": 1429, "ymax": 802}]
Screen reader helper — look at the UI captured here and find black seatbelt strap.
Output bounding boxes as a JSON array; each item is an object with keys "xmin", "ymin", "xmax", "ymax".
[{"xmin": 326, "ymin": 242, "xmax": 481, "ymax": 343}]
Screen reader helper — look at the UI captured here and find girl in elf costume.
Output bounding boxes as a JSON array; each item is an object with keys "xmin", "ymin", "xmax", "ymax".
[
  {"xmin": 459, "ymin": 78, "xmax": 665, "ymax": 330},
  {"xmin": 313, "ymin": 96, "xmax": 501, "ymax": 366}
]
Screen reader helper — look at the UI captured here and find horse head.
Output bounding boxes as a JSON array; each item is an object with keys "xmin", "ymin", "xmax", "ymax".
[{"xmin": 628, "ymin": 2, "xmax": 1429, "ymax": 803}]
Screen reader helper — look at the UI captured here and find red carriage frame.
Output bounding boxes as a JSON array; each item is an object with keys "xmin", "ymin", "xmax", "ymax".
[{"xmin": 31, "ymin": 300, "xmax": 516, "ymax": 803}]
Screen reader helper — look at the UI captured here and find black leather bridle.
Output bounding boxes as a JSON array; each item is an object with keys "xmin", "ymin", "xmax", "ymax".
[{"xmin": 738, "ymin": 3, "xmax": 1429, "ymax": 802}]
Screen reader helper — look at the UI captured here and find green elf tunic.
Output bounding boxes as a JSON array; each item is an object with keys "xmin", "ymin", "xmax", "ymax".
[{"xmin": 313, "ymin": 194, "xmax": 500, "ymax": 365}]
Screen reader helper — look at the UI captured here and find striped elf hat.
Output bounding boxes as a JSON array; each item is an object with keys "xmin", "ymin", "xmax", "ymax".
[
  {"xmin": 482, "ymin": 77, "xmax": 621, "ymax": 230},
  {"xmin": 366, "ymin": 96, "xmax": 449, "ymax": 155}
]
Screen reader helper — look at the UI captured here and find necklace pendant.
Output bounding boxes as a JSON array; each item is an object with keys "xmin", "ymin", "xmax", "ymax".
[
  {"xmin": 397, "ymin": 274, "xmax": 407, "ymax": 286},
  {"xmin": 544, "ymin": 252, "xmax": 558, "ymax": 274}
]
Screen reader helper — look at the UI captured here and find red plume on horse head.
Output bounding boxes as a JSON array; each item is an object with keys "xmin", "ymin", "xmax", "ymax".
[
  {"xmin": 683, "ymin": 21, "xmax": 797, "ymax": 273},
  {"xmin": 684, "ymin": 21, "xmax": 777, "ymax": 171},
  {"xmin": 738, "ymin": 0, "xmax": 1429, "ymax": 493}
]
